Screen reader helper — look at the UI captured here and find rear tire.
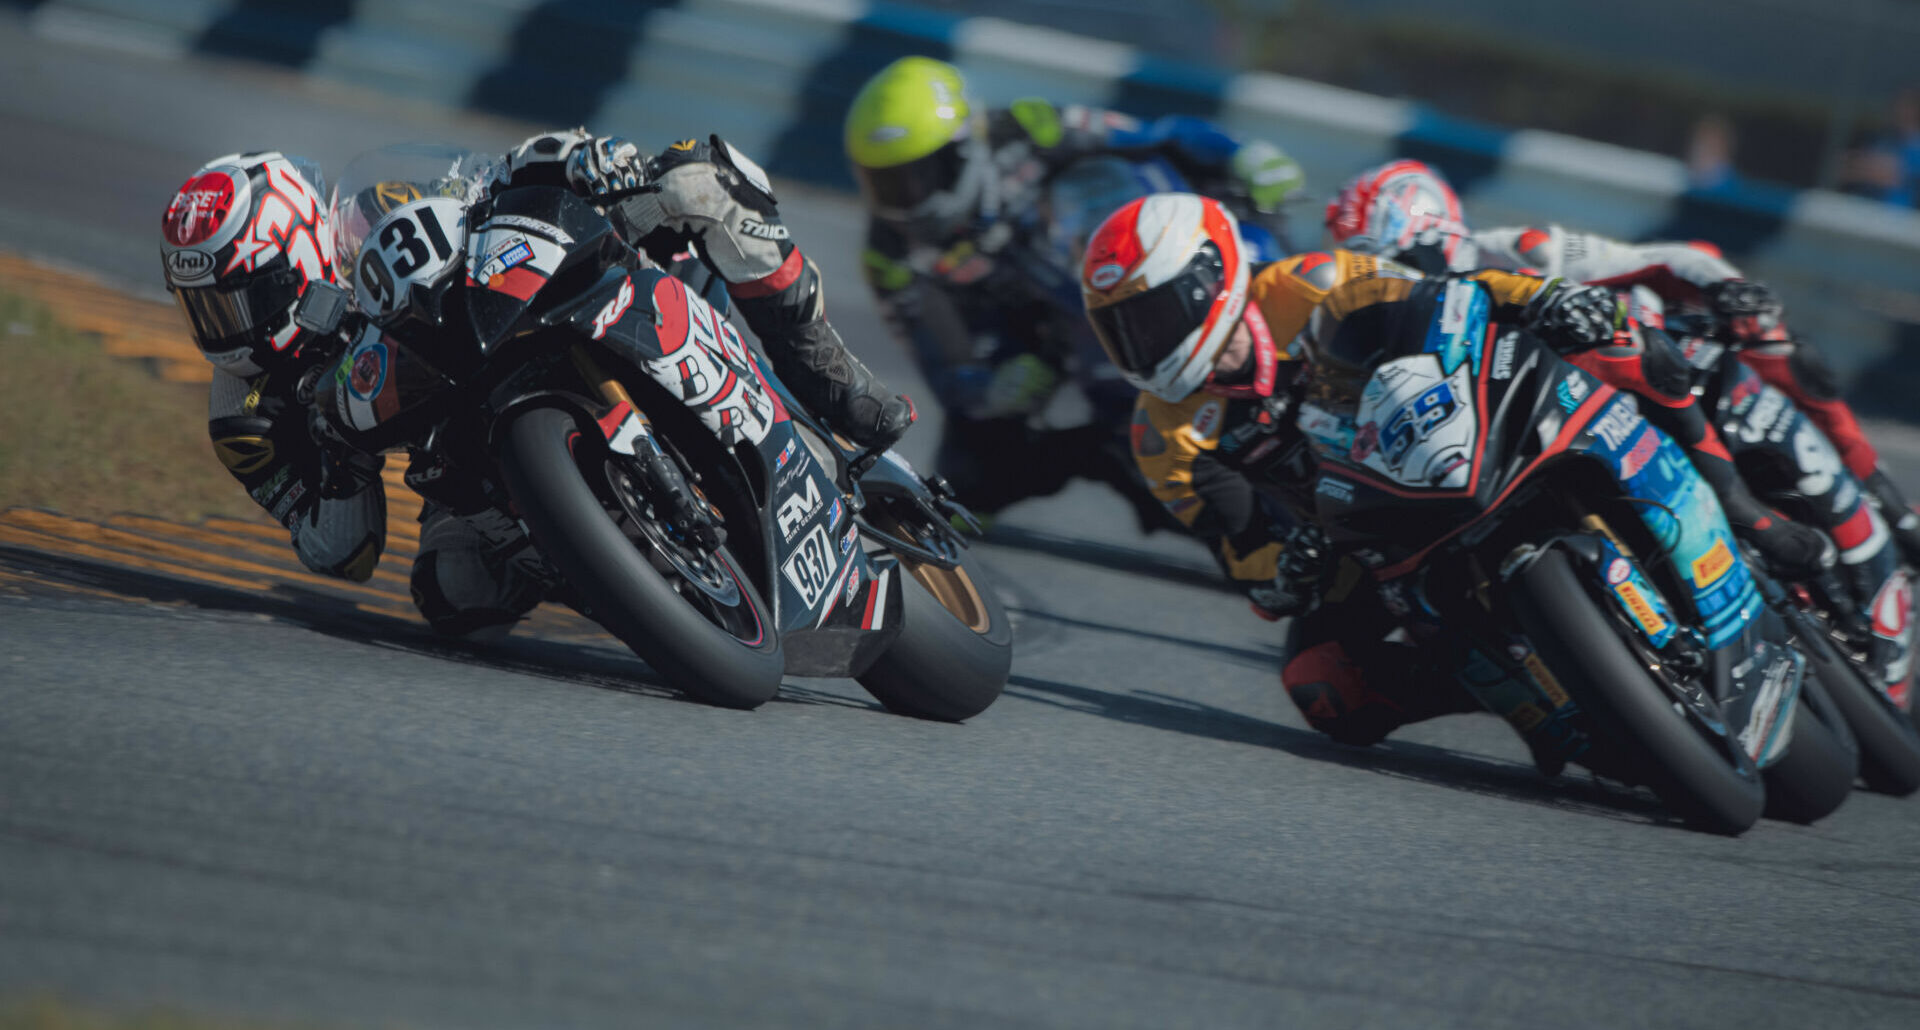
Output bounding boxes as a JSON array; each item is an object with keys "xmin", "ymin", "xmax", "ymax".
[
  {"xmin": 499, "ymin": 406, "xmax": 783, "ymax": 709},
  {"xmin": 1513, "ymin": 549, "xmax": 1765, "ymax": 834},
  {"xmin": 1798, "ymin": 627, "xmax": 1920, "ymax": 795},
  {"xmin": 1761, "ymin": 672, "xmax": 1858, "ymax": 823},
  {"xmin": 857, "ymin": 555, "xmax": 1012, "ymax": 722}
]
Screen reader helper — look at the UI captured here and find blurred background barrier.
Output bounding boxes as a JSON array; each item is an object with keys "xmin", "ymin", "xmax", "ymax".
[{"xmin": 17, "ymin": 0, "xmax": 1920, "ymax": 417}]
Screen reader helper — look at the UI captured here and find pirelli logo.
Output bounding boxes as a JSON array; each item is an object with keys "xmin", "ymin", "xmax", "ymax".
[
  {"xmin": 1615, "ymin": 581, "xmax": 1669, "ymax": 637},
  {"xmin": 1691, "ymin": 538, "xmax": 1734, "ymax": 586}
]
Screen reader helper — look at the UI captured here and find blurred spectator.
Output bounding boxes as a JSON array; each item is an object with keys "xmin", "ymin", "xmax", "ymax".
[
  {"xmin": 1839, "ymin": 87, "xmax": 1920, "ymax": 207},
  {"xmin": 1685, "ymin": 114, "xmax": 1737, "ymax": 192}
]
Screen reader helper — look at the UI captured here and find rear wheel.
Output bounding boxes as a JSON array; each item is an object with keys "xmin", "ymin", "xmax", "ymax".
[
  {"xmin": 499, "ymin": 406, "xmax": 783, "ymax": 709},
  {"xmin": 856, "ymin": 511, "xmax": 1012, "ymax": 721},
  {"xmin": 1513, "ymin": 549, "xmax": 1765, "ymax": 834},
  {"xmin": 1796, "ymin": 624, "xmax": 1920, "ymax": 795}
]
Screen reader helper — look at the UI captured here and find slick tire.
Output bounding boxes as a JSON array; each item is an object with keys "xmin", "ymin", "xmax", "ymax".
[
  {"xmin": 857, "ymin": 556, "xmax": 1012, "ymax": 722},
  {"xmin": 1514, "ymin": 549, "xmax": 1765, "ymax": 835},
  {"xmin": 1760, "ymin": 671, "xmax": 1858, "ymax": 823},
  {"xmin": 1797, "ymin": 633, "xmax": 1920, "ymax": 795},
  {"xmin": 499, "ymin": 406, "xmax": 782, "ymax": 709}
]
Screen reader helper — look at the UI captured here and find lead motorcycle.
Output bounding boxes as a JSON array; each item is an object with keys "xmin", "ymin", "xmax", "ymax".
[
  {"xmin": 304, "ymin": 144, "xmax": 1011, "ymax": 717},
  {"xmin": 1294, "ymin": 276, "xmax": 1857, "ymax": 833}
]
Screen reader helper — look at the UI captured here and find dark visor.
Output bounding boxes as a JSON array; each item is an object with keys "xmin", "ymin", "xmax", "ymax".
[
  {"xmin": 855, "ymin": 139, "xmax": 968, "ymax": 218},
  {"xmin": 173, "ymin": 267, "xmax": 301, "ymax": 352},
  {"xmin": 1088, "ymin": 242, "xmax": 1226, "ymax": 377}
]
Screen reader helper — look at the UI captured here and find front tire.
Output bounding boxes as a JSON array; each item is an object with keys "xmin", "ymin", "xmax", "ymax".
[
  {"xmin": 857, "ymin": 552, "xmax": 1012, "ymax": 722},
  {"xmin": 498, "ymin": 406, "xmax": 783, "ymax": 709},
  {"xmin": 1798, "ymin": 624, "xmax": 1920, "ymax": 795},
  {"xmin": 1513, "ymin": 549, "xmax": 1766, "ymax": 834},
  {"xmin": 1760, "ymin": 671, "xmax": 1858, "ymax": 823}
]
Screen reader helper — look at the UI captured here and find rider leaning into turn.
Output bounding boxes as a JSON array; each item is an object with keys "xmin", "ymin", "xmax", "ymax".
[
  {"xmin": 1077, "ymin": 192, "xmax": 1830, "ymax": 748},
  {"xmin": 1324, "ymin": 158, "xmax": 1920, "ymax": 565},
  {"xmin": 843, "ymin": 55, "xmax": 1305, "ymax": 518},
  {"xmin": 158, "ymin": 130, "xmax": 913, "ymax": 637}
]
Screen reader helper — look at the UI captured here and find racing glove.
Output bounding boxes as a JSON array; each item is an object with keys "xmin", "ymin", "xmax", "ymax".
[
  {"xmin": 1703, "ymin": 278, "xmax": 1787, "ymax": 343},
  {"xmin": 1230, "ymin": 140, "xmax": 1307, "ymax": 214},
  {"xmin": 1248, "ymin": 523, "xmax": 1329, "ymax": 622},
  {"xmin": 498, "ymin": 129, "xmax": 649, "ymax": 202},
  {"xmin": 1524, "ymin": 280, "xmax": 1623, "ymax": 352}
]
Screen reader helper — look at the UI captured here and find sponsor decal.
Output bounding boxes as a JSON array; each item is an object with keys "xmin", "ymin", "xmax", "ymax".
[
  {"xmin": 1523, "ymin": 653, "xmax": 1572, "ymax": 708},
  {"xmin": 1591, "ymin": 401, "xmax": 1639, "ymax": 450},
  {"xmin": 348, "ymin": 340, "xmax": 389, "ymax": 401},
  {"xmin": 1190, "ymin": 399, "xmax": 1224, "ymax": 440},
  {"xmin": 775, "ymin": 437, "xmax": 798, "ymax": 471},
  {"xmin": 591, "ymin": 276, "xmax": 635, "ymax": 340},
  {"xmin": 1615, "ymin": 581, "xmax": 1670, "ymax": 638},
  {"xmin": 1605, "ymin": 557, "xmax": 1631, "ymax": 585},
  {"xmin": 474, "ymin": 215, "xmax": 573, "ymax": 245},
  {"xmin": 777, "ymin": 477, "xmax": 823, "ymax": 540},
  {"xmin": 1556, "ymin": 370, "xmax": 1590, "ymax": 412},
  {"xmin": 1316, "ymin": 477, "xmax": 1355, "ymax": 503},
  {"xmin": 1089, "ymin": 262, "xmax": 1126, "ymax": 290},
  {"xmin": 777, "ymin": 445, "xmax": 812, "ymax": 488},
  {"xmin": 827, "ymin": 496, "xmax": 844, "ymax": 532},
  {"xmin": 738, "ymin": 219, "xmax": 790, "ymax": 241},
  {"xmin": 164, "ymin": 170, "xmax": 238, "ymax": 246},
  {"xmin": 669, "ymin": 139, "xmax": 697, "ymax": 151},
  {"xmin": 164, "ymin": 249, "xmax": 215, "ymax": 282},
  {"xmin": 841, "ymin": 521, "xmax": 859, "ymax": 554},
  {"xmin": 842, "ymin": 564, "xmax": 863, "ymax": 605},
  {"xmin": 1508, "ymin": 702, "xmax": 1548, "ymax": 733},
  {"xmin": 472, "ymin": 236, "xmax": 532, "ymax": 286},
  {"xmin": 781, "ymin": 525, "xmax": 835, "ymax": 608},
  {"xmin": 1737, "ymin": 387, "xmax": 1789, "ymax": 444},
  {"xmin": 1690, "ymin": 538, "xmax": 1735, "ymax": 587},
  {"xmin": 1618, "ymin": 427, "xmax": 1659, "ymax": 479},
  {"xmin": 1491, "ymin": 332, "xmax": 1516, "ymax": 379}
]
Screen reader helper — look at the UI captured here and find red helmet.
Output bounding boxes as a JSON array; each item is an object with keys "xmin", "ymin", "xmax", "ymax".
[
  {"xmin": 160, "ymin": 152, "xmax": 336, "ymax": 377},
  {"xmin": 1323, "ymin": 160, "xmax": 1470, "ymax": 274},
  {"xmin": 1081, "ymin": 193, "xmax": 1250, "ymax": 402}
]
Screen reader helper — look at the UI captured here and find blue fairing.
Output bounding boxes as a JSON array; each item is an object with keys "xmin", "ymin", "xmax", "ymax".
[
  {"xmin": 1575, "ymin": 395, "xmax": 1761, "ymax": 648},
  {"xmin": 1422, "ymin": 280, "xmax": 1490, "ymax": 377}
]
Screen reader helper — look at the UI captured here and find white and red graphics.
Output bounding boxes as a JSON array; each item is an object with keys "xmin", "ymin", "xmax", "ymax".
[
  {"xmin": 641, "ymin": 274, "xmax": 779, "ymax": 447},
  {"xmin": 591, "ymin": 275, "xmax": 634, "ymax": 339},
  {"xmin": 225, "ymin": 158, "xmax": 333, "ymax": 287},
  {"xmin": 464, "ymin": 223, "xmax": 564, "ymax": 303},
  {"xmin": 354, "ymin": 197, "xmax": 466, "ymax": 320}
]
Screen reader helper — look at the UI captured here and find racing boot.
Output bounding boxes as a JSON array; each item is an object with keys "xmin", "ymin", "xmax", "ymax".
[
  {"xmin": 1865, "ymin": 469, "xmax": 1920, "ymax": 567},
  {"xmin": 765, "ymin": 320, "xmax": 915, "ymax": 451}
]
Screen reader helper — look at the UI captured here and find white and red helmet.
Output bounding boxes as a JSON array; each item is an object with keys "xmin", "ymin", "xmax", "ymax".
[
  {"xmin": 160, "ymin": 151, "xmax": 337, "ymax": 377},
  {"xmin": 1323, "ymin": 159, "xmax": 1471, "ymax": 274},
  {"xmin": 1081, "ymin": 193, "xmax": 1250, "ymax": 402}
]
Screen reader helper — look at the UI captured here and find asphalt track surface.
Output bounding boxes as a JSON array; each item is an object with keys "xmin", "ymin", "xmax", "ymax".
[{"xmin": 4, "ymin": 15, "xmax": 1920, "ymax": 1029}]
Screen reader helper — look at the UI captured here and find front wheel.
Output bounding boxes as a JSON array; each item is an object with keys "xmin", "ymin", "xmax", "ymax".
[
  {"xmin": 856, "ymin": 513, "xmax": 1012, "ymax": 721},
  {"xmin": 1513, "ymin": 549, "xmax": 1766, "ymax": 834},
  {"xmin": 1760, "ymin": 670, "xmax": 1858, "ymax": 823},
  {"xmin": 1798, "ymin": 623, "xmax": 1920, "ymax": 795},
  {"xmin": 498, "ymin": 406, "xmax": 783, "ymax": 709}
]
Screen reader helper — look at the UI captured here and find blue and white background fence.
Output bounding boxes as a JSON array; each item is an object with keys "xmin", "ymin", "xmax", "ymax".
[{"xmin": 21, "ymin": 0, "xmax": 1920, "ymax": 417}]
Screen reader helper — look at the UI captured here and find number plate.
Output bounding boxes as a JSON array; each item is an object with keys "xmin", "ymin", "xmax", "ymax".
[{"xmin": 781, "ymin": 525, "xmax": 838, "ymax": 609}]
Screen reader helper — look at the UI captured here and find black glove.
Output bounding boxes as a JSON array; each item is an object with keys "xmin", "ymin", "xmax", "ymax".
[
  {"xmin": 1525, "ymin": 281, "xmax": 1622, "ymax": 352},
  {"xmin": 306, "ymin": 406, "xmax": 384, "ymax": 501},
  {"xmin": 1248, "ymin": 523, "xmax": 1328, "ymax": 621},
  {"xmin": 1702, "ymin": 278, "xmax": 1786, "ymax": 343}
]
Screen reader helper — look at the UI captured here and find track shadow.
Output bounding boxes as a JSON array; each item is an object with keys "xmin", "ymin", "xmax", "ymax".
[
  {"xmin": 1006, "ymin": 673, "xmax": 1675, "ymax": 828},
  {"xmin": 983, "ymin": 524, "xmax": 1233, "ymax": 594},
  {"xmin": 1007, "ymin": 605, "xmax": 1283, "ymax": 672},
  {"xmin": 0, "ymin": 546, "xmax": 860, "ymax": 710}
]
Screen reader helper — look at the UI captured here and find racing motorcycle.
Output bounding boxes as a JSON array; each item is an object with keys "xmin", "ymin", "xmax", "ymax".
[
  {"xmin": 303, "ymin": 144, "xmax": 1011, "ymax": 716},
  {"xmin": 1294, "ymin": 276, "xmax": 1857, "ymax": 833},
  {"xmin": 1640, "ymin": 289, "xmax": 1920, "ymax": 795}
]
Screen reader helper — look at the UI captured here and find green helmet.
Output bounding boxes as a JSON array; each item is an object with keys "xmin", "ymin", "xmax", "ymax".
[{"xmin": 844, "ymin": 56, "xmax": 991, "ymax": 235}]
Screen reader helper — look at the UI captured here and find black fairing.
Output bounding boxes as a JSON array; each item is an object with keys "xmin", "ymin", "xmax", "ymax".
[{"xmin": 465, "ymin": 186, "xmax": 628, "ymax": 353}]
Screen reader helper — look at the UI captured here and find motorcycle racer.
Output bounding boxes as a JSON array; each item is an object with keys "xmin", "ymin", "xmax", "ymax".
[
  {"xmin": 1080, "ymin": 192, "xmax": 1830, "ymax": 747},
  {"xmin": 845, "ymin": 55, "xmax": 1304, "ymax": 518},
  {"xmin": 1324, "ymin": 158, "xmax": 1920, "ymax": 564},
  {"xmin": 160, "ymin": 130, "xmax": 914, "ymax": 637}
]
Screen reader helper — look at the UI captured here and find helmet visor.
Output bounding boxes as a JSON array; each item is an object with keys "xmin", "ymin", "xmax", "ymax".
[
  {"xmin": 855, "ymin": 138, "xmax": 970, "ymax": 222},
  {"xmin": 173, "ymin": 267, "xmax": 300, "ymax": 351},
  {"xmin": 1088, "ymin": 241, "xmax": 1226, "ymax": 378}
]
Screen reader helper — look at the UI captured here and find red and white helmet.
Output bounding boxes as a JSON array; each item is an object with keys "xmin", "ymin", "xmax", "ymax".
[
  {"xmin": 160, "ymin": 151, "xmax": 336, "ymax": 377},
  {"xmin": 1081, "ymin": 193, "xmax": 1249, "ymax": 402},
  {"xmin": 1323, "ymin": 159, "xmax": 1471, "ymax": 274}
]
